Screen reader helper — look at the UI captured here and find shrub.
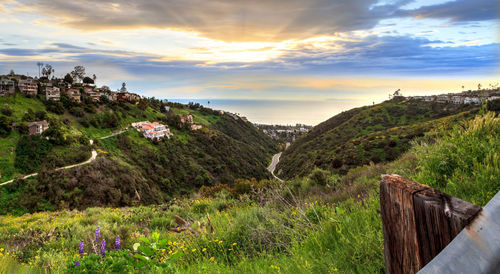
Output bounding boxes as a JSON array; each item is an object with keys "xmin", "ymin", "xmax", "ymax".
[
  {"xmin": 309, "ymin": 168, "xmax": 330, "ymax": 186},
  {"xmin": 0, "ymin": 107, "xmax": 13, "ymax": 116},
  {"xmin": 412, "ymin": 113, "xmax": 499, "ymax": 206}
]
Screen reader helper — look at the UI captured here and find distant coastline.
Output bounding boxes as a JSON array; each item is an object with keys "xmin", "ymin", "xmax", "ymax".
[{"xmin": 166, "ymin": 98, "xmax": 362, "ymax": 125}]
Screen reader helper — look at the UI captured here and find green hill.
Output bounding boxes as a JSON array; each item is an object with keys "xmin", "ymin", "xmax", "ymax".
[
  {"xmin": 276, "ymin": 97, "xmax": 478, "ymax": 179},
  {"xmin": 0, "ymin": 112, "xmax": 497, "ymax": 273},
  {"xmin": 0, "ymin": 93, "xmax": 277, "ymax": 214}
]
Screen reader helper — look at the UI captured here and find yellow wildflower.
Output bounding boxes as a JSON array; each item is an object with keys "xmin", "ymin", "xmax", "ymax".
[
  {"xmin": 202, "ymin": 248, "xmax": 207, "ymax": 252},
  {"xmin": 232, "ymin": 243, "xmax": 237, "ymax": 246},
  {"xmin": 192, "ymin": 249, "xmax": 197, "ymax": 252},
  {"xmin": 210, "ymin": 257, "xmax": 215, "ymax": 261}
]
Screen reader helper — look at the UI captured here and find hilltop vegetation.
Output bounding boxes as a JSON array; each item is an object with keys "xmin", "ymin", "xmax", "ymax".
[
  {"xmin": 0, "ymin": 112, "xmax": 497, "ymax": 273},
  {"xmin": 277, "ymin": 97, "xmax": 478, "ymax": 179},
  {"xmin": 0, "ymin": 93, "xmax": 277, "ymax": 214}
]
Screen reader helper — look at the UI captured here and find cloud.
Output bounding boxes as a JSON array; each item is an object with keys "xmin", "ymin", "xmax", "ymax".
[
  {"xmin": 396, "ymin": 0, "xmax": 499, "ymax": 22},
  {"xmin": 23, "ymin": 0, "xmax": 413, "ymax": 42}
]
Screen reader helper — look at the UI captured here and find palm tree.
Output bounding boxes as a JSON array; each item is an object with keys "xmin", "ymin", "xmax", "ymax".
[{"xmin": 36, "ymin": 62, "xmax": 44, "ymax": 77}]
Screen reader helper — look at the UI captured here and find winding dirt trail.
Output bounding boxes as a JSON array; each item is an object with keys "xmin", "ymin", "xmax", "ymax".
[{"xmin": 0, "ymin": 128, "xmax": 130, "ymax": 186}]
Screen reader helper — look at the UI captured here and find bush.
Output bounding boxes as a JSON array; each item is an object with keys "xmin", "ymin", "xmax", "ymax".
[
  {"xmin": 0, "ymin": 115, "xmax": 11, "ymax": 137},
  {"xmin": 309, "ymin": 168, "xmax": 330, "ymax": 186},
  {"xmin": 14, "ymin": 135, "xmax": 52, "ymax": 173},
  {"xmin": 412, "ymin": 113, "xmax": 499, "ymax": 206},
  {"xmin": 0, "ymin": 106, "xmax": 13, "ymax": 116}
]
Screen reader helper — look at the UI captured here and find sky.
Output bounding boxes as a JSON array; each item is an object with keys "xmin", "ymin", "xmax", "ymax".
[{"xmin": 0, "ymin": 0, "xmax": 499, "ymax": 124}]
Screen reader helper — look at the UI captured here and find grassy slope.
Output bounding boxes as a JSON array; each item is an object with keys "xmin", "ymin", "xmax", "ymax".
[
  {"xmin": 0, "ymin": 112, "xmax": 496, "ymax": 273},
  {"xmin": 277, "ymin": 97, "xmax": 477, "ymax": 179},
  {"xmin": 0, "ymin": 95, "xmax": 277, "ymax": 213}
]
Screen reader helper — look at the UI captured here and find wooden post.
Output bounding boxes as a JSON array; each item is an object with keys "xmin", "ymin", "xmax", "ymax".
[{"xmin": 380, "ymin": 174, "xmax": 481, "ymax": 274}]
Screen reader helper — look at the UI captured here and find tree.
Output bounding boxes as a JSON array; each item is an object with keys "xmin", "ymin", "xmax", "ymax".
[
  {"xmin": 82, "ymin": 76, "xmax": 94, "ymax": 84},
  {"xmin": 64, "ymin": 73, "xmax": 73, "ymax": 84},
  {"xmin": 37, "ymin": 62, "xmax": 44, "ymax": 77},
  {"xmin": 9, "ymin": 69, "xmax": 15, "ymax": 76},
  {"xmin": 120, "ymin": 82, "xmax": 127, "ymax": 92},
  {"xmin": 70, "ymin": 66, "xmax": 86, "ymax": 83},
  {"xmin": 138, "ymin": 99, "xmax": 148, "ymax": 110},
  {"xmin": 0, "ymin": 115, "xmax": 11, "ymax": 137},
  {"xmin": 92, "ymin": 74, "xmax": 97, "ymax": 82},
  {"xmin": 41, "ymin": 64, "xmax": 54, "ymax": 79}
]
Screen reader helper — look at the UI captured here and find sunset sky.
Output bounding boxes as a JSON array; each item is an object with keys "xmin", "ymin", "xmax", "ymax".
[{"xmin": 0, "ymin": 0, "xmax": 499, "ymax": 106}]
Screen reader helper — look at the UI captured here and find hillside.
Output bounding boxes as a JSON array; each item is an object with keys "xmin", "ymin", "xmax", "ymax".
[
  {"xmin": 276, "ymin": 97, "xmax": 478, "ymax": 179},
  {"xmin": 0, "ymin": 112, "xmax": 497, "ymax": 273},
  {"xmin": 0, "ymin": 93, "xmax": 277, "ymax": 214}
]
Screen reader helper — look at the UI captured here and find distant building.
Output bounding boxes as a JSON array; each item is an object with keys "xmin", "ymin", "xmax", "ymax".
[
  {"xmin": 0, "ymin": 77, "xmax": 15, "ymax": 96},
  {"xmin": 451, "ymin": 96, "xmax": 464, "ymax": 104},
  {"xmin": 67, "ymin": 88, "xmax": 81, "ymax": 102},
  {"xmin": 132, "ymin": 121, "xmax": 172, "ymax": 140},
  {"xmin": 464, "ymin": 97, "xmax": 481, "ymax": 105},
  {"xmin": 117, "ymin": 92, "xmax": 141, "ymax": 102},
  {"xmin": 18, "ymin": 79, "xmax": 37, "ymax": 96},
  {"xmin": 436, "ymin": 95, "xmax": 449, "ymax": 103},
  {"xmin": 45, "ymin": 86, "xmax": 60, "ymax": 101},
  {"xmin": 97, "ymin": 90, "xmax": 117, "ymax": 101},
  {"xmin": 180, "ymin": 115, "xmax": 193, "ymax": 124},
  {"xmin": 28, "ymin": 120, "xmax": 49, "ymax": 135},
  {"xmin": 83, "ymin": 86, "xmax": 94, "ymax": 94},
  {"xmin": 164, "ymin": 106, "xmax": 171, "ymax": 112},
  {"xmin": 191, "ymin": 124, "xmax": 203, "ymax": 130}
]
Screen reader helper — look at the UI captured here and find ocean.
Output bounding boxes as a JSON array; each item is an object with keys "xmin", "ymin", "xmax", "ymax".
[{"xmin": 167, "ymin": 99, "xmax": 366, "ymax": 125}]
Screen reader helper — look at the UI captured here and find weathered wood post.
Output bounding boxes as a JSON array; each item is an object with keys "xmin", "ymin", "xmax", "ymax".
[{"xmin": 380, "ymin": 174, "xmax": 481, "ymax": 274}]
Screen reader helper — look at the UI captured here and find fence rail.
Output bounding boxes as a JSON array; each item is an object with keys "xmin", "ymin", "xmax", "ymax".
[{"xmin": 380, "ymin": 174, "xmax": 482, "ymax": 274}]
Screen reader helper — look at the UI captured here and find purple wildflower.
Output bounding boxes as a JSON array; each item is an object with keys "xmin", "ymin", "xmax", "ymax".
[
  {"xmin": 95, "ymin": 227, "xmax": 101, "ymax": 243},
  {"xmin": 79, "ymin": 241, "xmax": 85, "ymax": 257},
  {"xmin": 115, "ymin": 236, "xmax": 121, "ymax": 250},
  {"xmin": 100, "ymin": 240, "xmax": 106, "ymax": 257},
  {"xmin": 75, "ymin": 261, "xmax": 80, "ymax": 267}
]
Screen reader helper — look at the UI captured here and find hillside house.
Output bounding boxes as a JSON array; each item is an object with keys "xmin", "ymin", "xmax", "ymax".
[
  {"xmin": 18, "ymin": 79, "xmax": 37, "ymax": 96},
  {"xmin": 97, "ymin": 89, "xmax": 117, "ymax": 101},
  {"xmin": 67, "ymin": 88, "xmax": 81, "ymax": 102},
  {"xmin": 464, "ymin": 97, "xmax": 481, "ymax": 105},
  {"xmin": 451, "ymin": 96, "xmax": 464, "ymax": 104},
  {"xmin": 132, "ymin": 121, "xmax": 172, "ymax": 140},
  {"xmin": 180, "ymin": 115, "xmax": 193, "ymax": 124},
  {"xmin": 117, "ymin": 92, "xmax": 141, "ymax": 102},
  {"xmin": 191, "ymin": 124, "xmax": 203, "ymax": 130},
  {"xmin": 45, "ymin": 86, "xmax": 60, "ymax": 101},
  {"xmin": 83, "ymin": 86, "xmax": 93, "ymax": 94},
  {"xmin": 0, "ymin": 77, "xmax": 15, "ymax": 96},
  {"xmin": 436, "ymin": 95, "xmax": 449, "ymax": 103},
  {"xmin": 28, "ymin": 120, "xmax": 49, "ymax": 135}
]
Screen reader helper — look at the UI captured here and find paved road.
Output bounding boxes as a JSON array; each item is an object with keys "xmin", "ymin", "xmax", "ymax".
[{"xmin": 268, "ymin": 152, "xmax": 284, "ymax": 182}]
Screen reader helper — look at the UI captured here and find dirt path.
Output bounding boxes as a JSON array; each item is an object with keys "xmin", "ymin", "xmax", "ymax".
[{"xmin": 0, "ymin": 129, "xmax": 130, "ymax": 186}]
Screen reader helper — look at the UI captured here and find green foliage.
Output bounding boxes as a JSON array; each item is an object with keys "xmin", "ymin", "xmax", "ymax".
[
  {"xmin": 0, "ymin": 115, "xmax": 11, "ymax": 138},
  {"xmin": 0, "ymin": 106, "xmax": 13, "ymax": 116},
  {"xmin": 14, "ymin": 135, "xmax": 52, "ymax": 174},
  {"xmin": 278, "ymin": 98, "xmax": 477, "ymax": 178},
  {"xmin": 411, "ymin": 113, "xmax": 499, "ymax": 206}
]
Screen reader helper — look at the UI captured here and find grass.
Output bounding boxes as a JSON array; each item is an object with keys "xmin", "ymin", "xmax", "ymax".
[
  {"xmin": 0, "ymin": 94, "xmax": 46, "ymax": 121},
  {"xmin": 0, "ymin": 110, "xmax": 496, "ymax": 272},
  {"xmin": 0, "ymin": 131, "xmax": 20, "ymax": 182},
  {"xmin": 171, "ymin": 108, "xmax": 220, "ymax": 126}
]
